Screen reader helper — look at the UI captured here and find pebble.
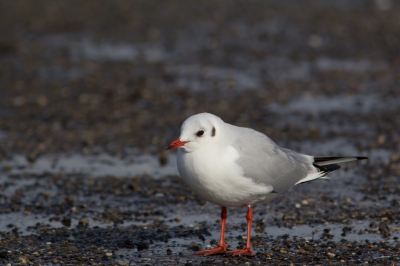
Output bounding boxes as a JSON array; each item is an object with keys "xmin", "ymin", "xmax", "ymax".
[
  {"xmin": 78, "ymin": 218, "xmax": 89, "ymax": 227},
  {"xmin": 327, "ymin": 252, "xmax": 335, "ymax": 258},
  {"xmin": 18, "ymin": 255, "xmax": 29, "ymax": 264},
  {"xmin": 188, "ymin": 242, "xmax": 200, "ymax": 251}
]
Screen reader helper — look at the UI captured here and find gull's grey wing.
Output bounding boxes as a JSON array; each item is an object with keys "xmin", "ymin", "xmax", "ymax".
[{"xmin": 230, "ymin": 127, "xmax": 317, "ymax": 193}]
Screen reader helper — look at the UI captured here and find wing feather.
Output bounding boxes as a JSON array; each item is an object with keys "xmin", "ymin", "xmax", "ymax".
[{"xmin": 231, "ymin": 127, "xmax": 317, "ymax": 193}]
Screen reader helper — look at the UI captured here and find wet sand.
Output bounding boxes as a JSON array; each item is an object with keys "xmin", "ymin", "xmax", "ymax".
[{"xmin": 0, "ymin": 1, "xmax": 400, "ymax": 265}]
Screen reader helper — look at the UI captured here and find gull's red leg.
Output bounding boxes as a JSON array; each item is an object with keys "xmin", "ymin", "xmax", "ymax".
[
  {"xmin": 196, "ymin": 206, "xmax": 228, "ymax": 256},
  {"xmin": 226, "ymin": 205, "xmax": 254, "ymax": 256}
]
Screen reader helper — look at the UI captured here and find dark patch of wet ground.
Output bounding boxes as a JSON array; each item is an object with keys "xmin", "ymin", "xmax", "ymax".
[{"xmin": 1, "ymin": 0, "xmax": 400, "ymax": 265}]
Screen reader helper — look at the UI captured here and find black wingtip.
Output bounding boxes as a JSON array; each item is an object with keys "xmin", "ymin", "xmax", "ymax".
[
  {"xmin": 313, "ymin": 156, "xmax": 367, "ymax": 173},
  {"xmin": 313, "ymin": 163, "xmax": 341, "ymax": 173},
  {"xmin": 314, "ymin": 156, "xmax": 368, "ymax": 162}
]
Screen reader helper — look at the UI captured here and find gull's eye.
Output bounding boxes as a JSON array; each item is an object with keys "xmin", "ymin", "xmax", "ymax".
[{"xmin": 196, "ymin": 130, "xmax": 204, "ymax": 137}]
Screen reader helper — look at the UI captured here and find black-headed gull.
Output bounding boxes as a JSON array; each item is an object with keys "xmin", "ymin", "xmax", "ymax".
[{"xmin": 165, "ymin": 113, "xmax": 367, "ymax": 256}]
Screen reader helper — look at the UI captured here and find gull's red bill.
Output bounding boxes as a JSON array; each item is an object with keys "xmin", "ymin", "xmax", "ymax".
[{"xmin": 165, "ymin": 138, "xmax": 188, "ymax": 150}]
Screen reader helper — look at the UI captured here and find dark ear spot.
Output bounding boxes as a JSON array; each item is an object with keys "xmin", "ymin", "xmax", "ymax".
[{"xmin": 211, "ymin": 127, "xmax": 216, "ymax": 137}]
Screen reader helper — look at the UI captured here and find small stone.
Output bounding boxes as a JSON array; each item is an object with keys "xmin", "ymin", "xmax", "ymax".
[
  {"xmin": 188, "ymin": 241, "xmax": 200, "ymax": 251},
  {"xmin": 65, "ymin": 195, "xmax": 74, "ymax": 202},
  {"xmin": 78, "ymin": 218, "xmax": 89, "ymax": 227},
  {"xmin": 32, "ymin": 251, "xmax": 40, "ymax": 257},
  {"xmin": 327, "ymin": 252, "xmax": 335, "ymax": 258},
  {"xmin": 105, "ymin": 252, "xmax": 113, "ymax": 257},
  {"xmin": 377, "ymin": 135, "xmax": 386, "ymax": 144},
  {"xmin": 308, "ymin": 34, "xmax": 323, "ymax": 48},
  {"xmin": 137, "ymin": 242, "xmax": 149, "ymax": 251},
  {"xmin": 0, "ymin": 250, "xmax": 9, "ymax": 259},
  {"xmin": 298, "ymin": 249, "xmax": 306, "ymax": 254},
  {"xmin": 369, "ymin": 222, "xmax": 377, "ymax": 228},
  {"xmin": 61, "ymin": 216, "xmax": 71, "ymax": 227},
  {"xmin": 280, "ymin": 249, "xmax": 287, "ymax": 254},
  {"xmin": 2, "ymin": 165, "xmax": 12, "ymax": 172},
  {"xmin": 159, "ymin": 151, "xmax": 167, "ymax": 166},
  {"xmin": 379, "ymin": 221, "xmax": 391, "ymax": 237},
  {"xmin": 166, "ymin": 248, "xmax": 172, "ymax": 255},
  {"xmin": 37, "ymin": 95, "xmax": 48, "ymax": 106},
  {"xmin": 27, "ymin": 153, "xmax": 37, "ymax": 163},
  {"xmin": 301, "ymin": 199, "xmax": 309, "ymax": 205},
  {"xmin": 255, "ymin": 225, "xmax": 263, "ymax": 233},
  {"xmin": 18, "ymin": 255, "xmax": 29, "ymax": 264},
  {"xmin": 13, "ymin": 96, "xmax": 25, "ymax": 107}
]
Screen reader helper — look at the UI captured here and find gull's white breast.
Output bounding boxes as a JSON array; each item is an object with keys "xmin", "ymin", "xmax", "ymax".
[{"xmin": 177, "ymin": 145, "xmax": 274, "ymax": 207}]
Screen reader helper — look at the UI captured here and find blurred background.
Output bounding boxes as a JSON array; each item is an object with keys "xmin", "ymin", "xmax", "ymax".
[
  {"xmin": 0, "ymin": 1, "xmax": 400, "ymax": 264},
  {"xmin": 0, "ymin": 0, "xmax": 399, "ymax": 158}
]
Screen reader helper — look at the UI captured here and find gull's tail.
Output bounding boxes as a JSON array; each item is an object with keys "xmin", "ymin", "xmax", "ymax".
[
  {"xmin": 313, "ymin": 156, "xmax": 368, "ymax": 174},
  {"xmin": 295, "ymin": 156, "xmax": 368, "ymax": 185}
]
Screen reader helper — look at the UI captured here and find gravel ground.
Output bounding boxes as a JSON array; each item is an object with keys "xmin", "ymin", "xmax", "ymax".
[{"xmin": 0, "ymin": 1, "xmax": 400, "ymax": 265}]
